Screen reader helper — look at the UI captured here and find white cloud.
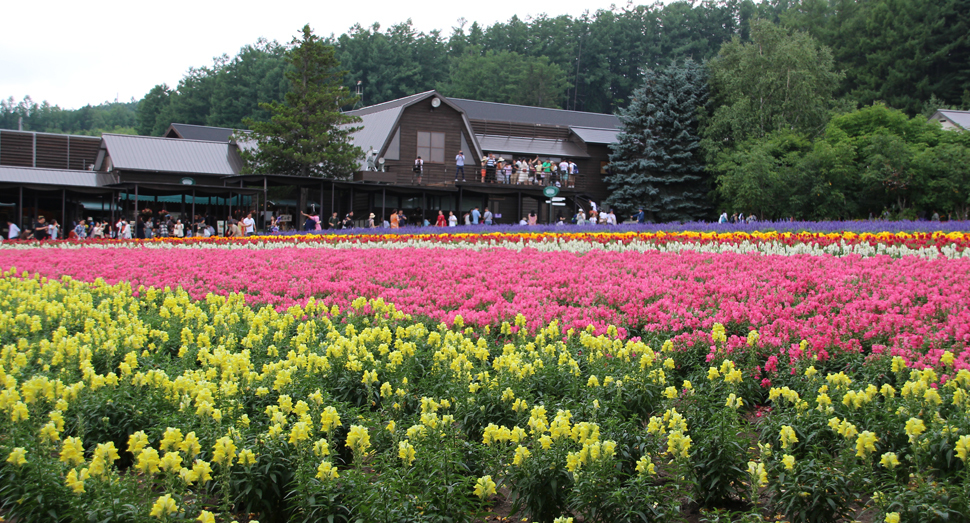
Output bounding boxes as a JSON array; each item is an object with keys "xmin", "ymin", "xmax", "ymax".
[{"xmin": 1, "ymin": 0, "xmax": 625, "ymax": 109}]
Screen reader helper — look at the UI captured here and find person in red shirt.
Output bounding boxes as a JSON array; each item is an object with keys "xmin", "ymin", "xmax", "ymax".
[{"xmin": 435, "ymin": 210, "xmax": 447, "ymax": 227}]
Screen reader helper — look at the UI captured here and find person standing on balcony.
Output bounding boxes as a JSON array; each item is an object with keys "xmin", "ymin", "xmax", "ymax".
[
  {"xmin": 455, "ymin": 151, "xmax": 466, "ymax": 182},
  {"xmin": 485, "ymin": 154, "xmax": 496, "ymax": 183},
  {"xmin": 413, "ymin": 156, "xmax": 424, "ymax": 185}
]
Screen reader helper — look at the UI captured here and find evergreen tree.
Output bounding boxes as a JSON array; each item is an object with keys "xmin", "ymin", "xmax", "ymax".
[
  {"xmin": 605, "ymin": 59, "xmax": 709, "ymax": 222},
  {"xmin": 240, "ymin": 25, "xmax": 362, "ymax": 178}
]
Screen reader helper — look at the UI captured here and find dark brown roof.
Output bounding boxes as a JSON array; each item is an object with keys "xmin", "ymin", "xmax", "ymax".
[
  {"xmin": 165, "ymin": 123, "xmax": 246, "ymax": 142},
  {"xmin": 450, "ymin": 99, "xmax": 621, "ymax": 129}
]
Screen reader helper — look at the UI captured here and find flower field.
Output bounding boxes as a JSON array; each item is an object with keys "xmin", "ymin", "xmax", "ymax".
[{"xmin": 1, "ymin": 227, "xmax": 969, "ymax": 522}]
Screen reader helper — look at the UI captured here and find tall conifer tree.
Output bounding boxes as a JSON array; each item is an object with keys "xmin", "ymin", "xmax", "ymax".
[
  {"xmin": 605, "ymin": 59, "xmax": 709, "ymax": 222},
  {"xmin": 240, "ymin": 25, "xmax": 362, "ymax": 178}
]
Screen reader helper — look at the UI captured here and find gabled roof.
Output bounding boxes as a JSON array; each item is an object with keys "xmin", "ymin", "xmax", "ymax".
[
  {"xmin": 570, "ymin": 126, "xmax": 621, "ymax": 145},
  {"xmin": 165, "ymin": 123, "xmax": 242, "ymax": 142},
  {"xmin": 0, "ymin": 165, "xmax": 119, "ymax": 187},
  {"xmin": 451, "ymin": 98, "xmax": 621, "ymax": 129},
  {"xmin": 345, "ymin": 91, "xmax": 437, "ymax": 117},
  {"xmin": 99, "ymin": 134, "xmax": 244, "ymax": 175},
  {"xmin": 931, "ymin": 109, "xmax": 970, "ymax": 131},
  {"xmin": 343, "ymin": 91, "xmax": 483, "ymax": 165}
]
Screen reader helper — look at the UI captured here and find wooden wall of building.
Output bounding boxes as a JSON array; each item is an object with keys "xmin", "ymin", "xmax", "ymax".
[
  {"xmin": 381, "ymin": 99, "xmax": 474, "ymax": 186},
  {"xmin": 575, "ymin": 143, "xmax": 612, "ymax": 205},
  {"xmin": 0, "ymin": 130, "xmax": 101, "ymax": 170}
]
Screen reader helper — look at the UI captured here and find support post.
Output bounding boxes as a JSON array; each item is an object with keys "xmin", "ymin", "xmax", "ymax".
[
  {"xmin": 191, "ymin": 189, "xmax": 196, "ymax": 222},
  {"xmin": 263, "ymin": 177, "xmax": 268, "ymax": 232},
  {"xmin": 134, "ymin": 184, "xmax": 139, "ymax": 219},
  {"xmin": 61, "ymin": 189, "xmax": 66, "ymax": 239},
  {"xmin": 18, "ymin": 186, "xmax": 23, "ymax": 228},
  {"xmin": 517, "ymin": 191, "xmax": 522, "ymax": 223},
  {"xmin": 381, "ymin": 188, "xmax": 386, "ymax": 225}
]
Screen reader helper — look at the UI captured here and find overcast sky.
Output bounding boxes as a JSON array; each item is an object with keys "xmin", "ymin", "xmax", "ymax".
[{"xmin": 1, "ymin": 0, "xmax": 628, "ymax": 110}]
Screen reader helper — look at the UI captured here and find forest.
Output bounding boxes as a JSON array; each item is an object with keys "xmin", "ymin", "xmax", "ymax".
[
  {"xmin": 2, "ymin": 0, "xmax": 968, "ymax": 220},
  {"xmin": 3, "ymin": 0, "xmax": 967, "ymax": 136}
]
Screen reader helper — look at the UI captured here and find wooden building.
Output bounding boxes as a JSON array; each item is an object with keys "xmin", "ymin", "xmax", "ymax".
[
  {"xmin": 345, "ymin": 90, "xmax": 620, "ymax": 222},
  {"xmin": 1, "ymin": 91, "xmax": 623, "ymax": 234}
]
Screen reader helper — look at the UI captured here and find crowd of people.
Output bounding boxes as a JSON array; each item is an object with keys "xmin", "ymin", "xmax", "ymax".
[
  {"xmin": 3, "ymin": 209, "xmax": 267, "ymax": 241},
  {"xmin": 449, "ymin": 151, "xmax": 580, "ymax": 187},
  {"xmin": 4, "ymin": 200, "xmax": 628, "ymax": 241},
  {"xmin": 718, "ymin": 212, "xmax": 758, "ymax": 224}
]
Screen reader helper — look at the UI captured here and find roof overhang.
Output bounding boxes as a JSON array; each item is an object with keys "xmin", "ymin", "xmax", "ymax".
[
  {"xmin": 0, "ymin": 166, "xmax": 119, "ymax": 193},
  {"xmin": 476, "ymin": 135, "xmax": 589, "ymax": 158},
  {"xmin": 569, "ymin": 126, "xmax": 620, "ymax": 145},
  {"xmin": 106, "ymin": 182, "xmax": 261, "ymax": 196}
]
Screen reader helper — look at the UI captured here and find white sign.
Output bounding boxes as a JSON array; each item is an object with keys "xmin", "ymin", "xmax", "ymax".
[
  {"xmin": 551, "ymin": 202, "xmax": 566, "ymax": 207},
  {"xmin": 278, "ymin": 214, "xmax": 292, "ymax": 223},
  {"xmin": 551, "ymin": 197, "xmax": 566, "ymax": 202}
]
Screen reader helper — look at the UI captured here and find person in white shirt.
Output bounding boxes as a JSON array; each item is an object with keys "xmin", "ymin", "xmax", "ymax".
[
  {"xmin": 6, "ymin": 221, "xmax": 20, "ymax": 239},
  {"xmin": 559, "ymin": 160, "xmax": 569, "ymax": 186},
  {"xmin": 607, "ymin": 210, "xmax": 617, "ymax": 225},
  {"xmin": 448, "ymin": 211, "xmax": 458, "ymax": 227},
  {"xmin": 516, "ymin": 159, "xmax": 529, "ymax": 185},
  {"xmin": 243, "ymin": 213, "xmax": 256, "ymax": 236},
  {"xmin": 568, "ymin": 161, "xmax": 578, "ymax": 187},
  {"xmin": 455, "ymin": 151, "xmax": 465, "ymax": 181}
]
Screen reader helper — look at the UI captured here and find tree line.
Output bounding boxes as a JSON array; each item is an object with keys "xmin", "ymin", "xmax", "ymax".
[
  {"xmin": 4, "ymin": 0, "xmax": 968, "ymax": 220},
  {"xmin": 605, "ymin": 19, "xmax": 970, "ymax": 222},
  {"xmin": 0, "ymin": 96, "xmax": 138, "ymax": 136},
  {"xmin": 5, "ymin": 0, "xmax": 967, "ymax": 133}
]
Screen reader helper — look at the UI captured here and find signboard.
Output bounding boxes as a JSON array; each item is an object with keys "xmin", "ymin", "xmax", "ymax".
[
  {"xmin": 180, "ymin": 177, "xmax": 195, "ymax": 185},
  {"xmin": 551, "ymin": 202, "xmax": 566, "ymax": 207},
  {"xmin": 277, "ymin": 214, "xmax": 292, "ymax": 223},
  {"xmin": 551, "ymin": 196, "xmax": 566, "ymax": 202},
  {"xmin": 542, "ymin": 186, "xmax": 560, "ymax": 198}
]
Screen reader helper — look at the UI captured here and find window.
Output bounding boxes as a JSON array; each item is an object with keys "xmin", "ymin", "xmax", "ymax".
[{"xmin": 417, "ymin": 131, "xmax": 445, "ymax": 163}]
